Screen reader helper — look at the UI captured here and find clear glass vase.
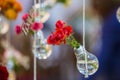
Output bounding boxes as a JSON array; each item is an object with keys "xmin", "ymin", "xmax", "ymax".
[
  {"xmin": 0, "ymin": 15, "xmax": 9, "ymax": 35},
  {"xmin": 74, "ymin": 46, "xmax": 99, "ymax": 76},
  {"xmin": 116, "ymin": 7, "xmax": 120, "ymax": 22},
  {"xmin": 32, "ymin": 30, "xmax": 52, "ymax": 59}
]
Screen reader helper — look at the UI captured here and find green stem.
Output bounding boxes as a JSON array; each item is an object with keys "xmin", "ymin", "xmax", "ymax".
[{"xmin": 66, "ymin": 34, "xmax": 80, "ymax": 49}]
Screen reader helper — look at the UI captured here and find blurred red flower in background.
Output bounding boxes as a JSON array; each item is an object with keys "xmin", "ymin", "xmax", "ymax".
[
  {"xmin": 0, "ymin": 65, "xmax": 9, "ymax": 80},
  {"xmin": 15, "ymin": 25, "xmax": 22, "ymax": 34}
]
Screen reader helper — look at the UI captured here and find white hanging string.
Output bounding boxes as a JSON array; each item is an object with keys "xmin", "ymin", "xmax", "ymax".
[
  {"xmin": 33, "ymin": 38, "xmax": 37, "ymax": 80},
  {"xmin": 33, "ymin": 0, "xmax": 41, "ymax": 80},
  {"xmin": 33, "ymin": 0, "xmax": 37, "ymax": 80},
  {"xmin": 83, "ymin": 0, "xmax": 88, "ymax": 78}
]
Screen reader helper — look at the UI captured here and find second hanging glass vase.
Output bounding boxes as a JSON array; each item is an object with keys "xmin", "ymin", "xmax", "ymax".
[
  {"xmin": 74, "ymin": 45, "xmax": 99, "ymax": 76},
  {"xmin": 32, "ymin": 30, "xmax": 52, "ymax": 59}
]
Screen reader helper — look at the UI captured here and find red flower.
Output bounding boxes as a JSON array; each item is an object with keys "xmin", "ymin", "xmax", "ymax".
[
  {"xmin": 47, "ymin": 20, "xmax": 73, "ymax": 45},
  {"xmin": 54, "ymin": 29, "xmax": 66, "ymax": 45},
  {"xmin": 47, "ymin": 34, "xmax": 56, "ymax": 45},
  {"xmin": 47, "ymin": 29, "xmax": 66, "ymax": 45},
  {"xmin": 63, "ymin": 26, "xmax": 73, "ymax": 36},
  {"xmin": 0, "ymin": 65, "xmax": 9, "ymax": 80},
  {"xmin": 15, "ymin": 25, "xmax": 22, "ymax": 34},
  {"xmin": 22, "ymin": 13, "xmax": 29, "ymax": 22},
  {"xmin": 56, "ymin": 20, "xmax": 65, "ymax": 29},
  {"xmin": 31, "ymin": 22, "xmax": 43, "ymax": 31}
]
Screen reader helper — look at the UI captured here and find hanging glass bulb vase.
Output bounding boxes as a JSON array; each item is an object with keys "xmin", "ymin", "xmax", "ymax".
[
  {"xmin": 47, "ymin": 20, "xmax": 99, "ymax": 77},
  {"xmin": 32, "ymin": 30, "xmax": 52, "ymax": 59},
  {"xmin": 31, "ymin": 2, "xmax": 52, "ymax": 60},
  {"xmin": 74, "ymin": 46, "xmax": 99, "ymax": 76},
  {"xmin": 0, "ymin": 15, "xmax": 9, "ymax": 35}
]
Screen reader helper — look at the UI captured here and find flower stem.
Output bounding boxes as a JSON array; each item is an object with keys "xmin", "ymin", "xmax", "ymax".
[{"xmin": 66, "ymin": 34, "xmax": 80, "ymax": 49}]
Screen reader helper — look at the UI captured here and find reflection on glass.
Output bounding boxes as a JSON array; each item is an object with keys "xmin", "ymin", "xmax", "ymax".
[
  {"xmin": 74, "ymin": 46, "xmax": 99, "ymax": 76},
  {"xmin": 32, "ymin": 30, "xmax": 52, "ymax": 59},
  {"xmin": 0, "ymin": 15, "xmax": 9, "ymax": 34}
]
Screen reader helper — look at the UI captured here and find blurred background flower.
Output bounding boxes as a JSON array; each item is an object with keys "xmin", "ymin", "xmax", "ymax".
[{"xmin": 0, "ymin": 0, "xmax": 22, "ymax": 20}]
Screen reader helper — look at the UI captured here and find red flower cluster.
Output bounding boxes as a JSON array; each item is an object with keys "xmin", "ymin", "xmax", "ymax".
[
  {"xmin": 47, "ymin": 20, "xmax": 73, "ymax": 45},
  {"xmin": 0, "ymin": 65, "xmax": 9, "ymax": 80}
]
